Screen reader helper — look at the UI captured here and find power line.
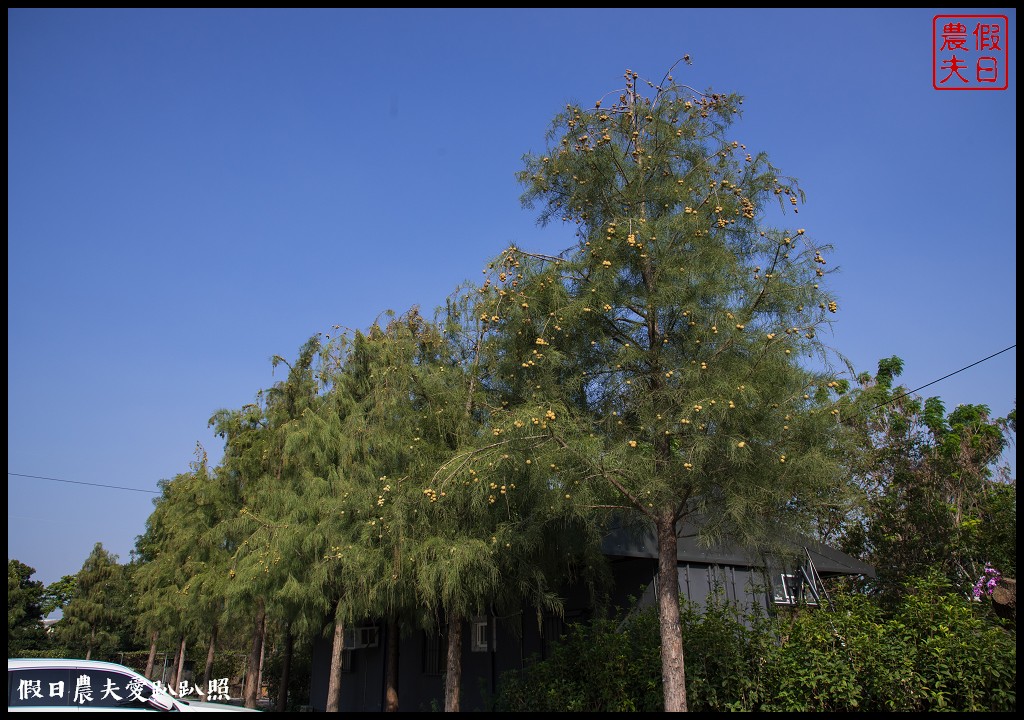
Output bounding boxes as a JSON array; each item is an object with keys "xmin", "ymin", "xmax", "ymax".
[
  {"xmin": 7, "ymin": 473, "xmax": 160, "ymax": 494},
  {"xmin": 858, "ymin": 344, "xmax": 1015, "ymax": 418}
]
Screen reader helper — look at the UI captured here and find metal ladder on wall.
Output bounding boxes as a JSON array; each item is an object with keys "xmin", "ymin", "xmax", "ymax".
[{"xmin": 798, "ymin": 547, "xmax": 834, "ymax": 611}]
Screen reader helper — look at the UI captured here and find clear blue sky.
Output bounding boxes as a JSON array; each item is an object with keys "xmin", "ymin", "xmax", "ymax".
[{"xmin": 8, "ymin": 8, "xmax": 1016, "ymax": 589}]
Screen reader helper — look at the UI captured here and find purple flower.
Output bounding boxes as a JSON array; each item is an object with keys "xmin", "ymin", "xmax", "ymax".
[{"xmin": 972, "ymin": 565, "xmax": 1001, "ymax": 600}]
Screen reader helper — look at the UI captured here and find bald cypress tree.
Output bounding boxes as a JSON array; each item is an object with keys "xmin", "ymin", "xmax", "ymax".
[
  {"xmin": 58, "ymin": 543, "xmax": 124, "ymax": 660},
  {"xmin": 210, "ymin": 337, "xmax": 330, "ymax": 709},
  {"xmin": 334, "ymin": 314, "xmax": 430, "ymax": 712},
  {"xmin": 258, "ymin": 324, "xmax": 425, "ymax": 712},
  {"xmin": 208, "ymin": 398, "xmax": 276, "ymax": 709},
  {"xmin": 323, "ymin": 307, "xmax": 495, "ymax": 711},
  {"xmin": 134, "ymin": 448, "xmax": 232, "ymax": 686},
  {"xmin": 477, "ymin": 60, "xmax": 854, "ymax": 711},
  {"xmin": 421, "ymin": 283, "xmax": 612, "ymax": 712}
]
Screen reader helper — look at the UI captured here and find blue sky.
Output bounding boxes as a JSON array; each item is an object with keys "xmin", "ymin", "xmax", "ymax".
[{"xmin": 8, "ymin": 8, "xmax": 1016, "ymax": 589}]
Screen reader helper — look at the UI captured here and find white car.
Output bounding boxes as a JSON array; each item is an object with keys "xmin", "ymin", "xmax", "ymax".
[{"xmin": 8, "ymin": 658, "xmax": 259, "ymax": 712}]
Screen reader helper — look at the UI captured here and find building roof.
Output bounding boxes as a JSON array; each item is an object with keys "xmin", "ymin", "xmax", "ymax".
[{"xmin": 600, "ymin": 517, "xmax": 875, "ymax": 578}]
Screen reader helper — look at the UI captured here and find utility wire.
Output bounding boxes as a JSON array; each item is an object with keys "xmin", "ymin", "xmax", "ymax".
[
  {"xmin": 7, "ymin": 473, "xmax": 160, "ymax": 494},
  {"xmin": 856, "ymin": 344, "xmax": 1015, "ymax": 418},
  {"xmin": 8, "ymin": 345, "xmax": 1015, "ymax": 495}
]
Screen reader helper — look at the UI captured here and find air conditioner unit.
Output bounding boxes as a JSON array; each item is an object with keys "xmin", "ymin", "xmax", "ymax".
[{"xmin": 343, "ymin": 626, "xmax": 379, "ymax": 649}]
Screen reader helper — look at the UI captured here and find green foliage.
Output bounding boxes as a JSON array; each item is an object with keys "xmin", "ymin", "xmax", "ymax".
[
  {"xmin": 757, "ymin": 594, "xmax": 910, "ymax": 711},
  {"xmin": 40, "ymin": 574, "xmax": 77, "ymax": 618},
  {"xmin": 494, "ymin": 611, "xmax": 663, "ymax": 712},
  {"xmin": 891, "ymin": 573, "xmax": 1016, "ymax": 711},
  {"xmin": 133, "ymin": 445, "xmax": 235, "ymax": 662},
  {"xmin": 758, "ymin": 573, "xmax": 1016, "ymax": 711},
  {"xmin": 489, "ymin": 62, "xmax": 853, "ymax": 550},
  {"xmin": 840, "ymin": 359, "xmax": 1016, "ymax": 599},
  {"xmin": 494, "ymin": 578, "xmax": 1015, "ymax": 713},
  {"xmin": 54, "ymin": 543, "xmax": 137, "ymax": 658},
  {"xmin": 478, "ymin": 58, "xmax": 857, "ymax": 711},
  {"xmin": 494, "ymin": 598, "xmax": 770, "ymax": 712},
  {"xmin": 8, "ymin": 559, "xmax": 48, "ymax": 655},
  {"xmin": 977, "ymin": 481, "xmax": 1017, "ymax": 578},
  {"xmin": 679, "ymin": 598, "xmax": 773, "ymax": 711},
  {"xmin": 263, "ymin": 632, "xmax": 312, "ymax": 711},
  {"xmin": 109, "ymin": 59, "xmax": 1016, "ymax": 714}
]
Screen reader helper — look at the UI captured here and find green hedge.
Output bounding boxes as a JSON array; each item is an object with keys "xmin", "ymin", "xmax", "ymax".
[{"xmin": 494, "ymin": 576, "xmax": 1015, "ymax": 712}]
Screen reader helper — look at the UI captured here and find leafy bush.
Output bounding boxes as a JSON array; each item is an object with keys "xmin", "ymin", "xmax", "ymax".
[
  {"xmin": 494, "ymin": 610, "xmax": 662, "ymax": 712},
  {"xmin": 494, "ymin": 598, "xmax": 764, "ymax": 712},
  {"xmin": 755, "ymin": 593, "xmax": 916, "ymax": 711},
  {"xmin": 889, "ymin": 573, "xmax": 1015, "ymax": 711},
  {"xmin": 493, "ymin": 577, "xmax": 1015, "ymax": 712},
  {"xmin": 677, "ymin": 598, "xmax": 771, "ymax": 711}
]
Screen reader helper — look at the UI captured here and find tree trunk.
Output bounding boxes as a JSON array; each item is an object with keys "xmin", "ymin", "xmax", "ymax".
[
  {"xmin": 243, "ymin": 600, "xmax": 266, "ymax": 709},
  {"xmin": 145, "ymin": 630, "xmax": 158, "ymax": 679},
  {"xmin": 86, "ymin": 626, "xmax": 95, "ymax": 660},
  {"xmin": 444, "ymin": 614, "xmax": 463, "ymax": 712},
  {"xmin": 384, "ymin": 618, "xmax": 399, "ymax": 711},
  {"xmin": 204, "ymin": 625, "xmax": 218, "ymax": 689},
  {"xmin": 276, "ymin": 623, "xmax": 293, "ymax": 713},
  {"xmin": 170, "ymin": 636, "xmax": 182, "ymax": 688},
  {"xmin": 257, "ymin": 615, "xmax": 267, "ymax": 704},
  {"xmin": 325, "ymin": 603, "xmax": 346, "ymax": 713},
  {"xmin": 175, "ymin": 635, "xmax": 187, "ymax": 691},
  {"xmin": 656, "ymin": 511, "xmax": 687, "ymax": 712}
]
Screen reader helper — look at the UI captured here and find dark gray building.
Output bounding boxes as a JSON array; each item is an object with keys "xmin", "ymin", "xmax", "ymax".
[{"xmin": 308, "ymin": 522, "xmax": 874, "ymax": 712}]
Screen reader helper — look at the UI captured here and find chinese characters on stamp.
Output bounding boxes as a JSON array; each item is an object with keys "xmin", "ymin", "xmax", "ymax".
[{"xmin": 934, "ymin": 15, "xmax": 1009, "ymax": 90}]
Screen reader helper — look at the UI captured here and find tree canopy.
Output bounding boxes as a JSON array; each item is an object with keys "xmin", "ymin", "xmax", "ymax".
[
  {"xmin": 33, "ymin": 59, "xmax": 1015, "ymax": 714},
  {"xmin": 466, "ymin": 60, "xmax": 857, "ymax": 711}
]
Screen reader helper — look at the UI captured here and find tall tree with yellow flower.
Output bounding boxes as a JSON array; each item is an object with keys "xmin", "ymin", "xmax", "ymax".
[{"xmin": 475, "ymin": 60, "xmax": 855, "ymax": 711}]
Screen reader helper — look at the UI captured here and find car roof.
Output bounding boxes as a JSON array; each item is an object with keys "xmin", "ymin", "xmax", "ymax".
[{"xmin": 8, "ymin": 658, "xmax": 151, "ymax": 677}]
